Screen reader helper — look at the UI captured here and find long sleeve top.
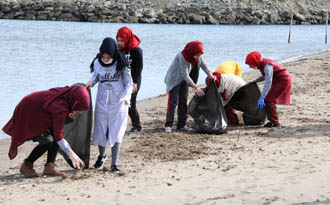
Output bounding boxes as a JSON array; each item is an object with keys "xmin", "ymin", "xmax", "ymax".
[
  {"xmin": 164, "ymin": 53, "xmax": 210, "ymax": 93},
  {"xmin": 125, "ymin": 47, "xmax": 143, "ymax": 84},
  {"xmin": 254, "ymin": 64, "xmax": 273, "ymax": 98},
  {"xmin": 217, "ymin": 74, "xmax": 246, "ymax": 105},
  {"xmin": 90, "ymin": 59, "xmax": 133, "ymax": 107}
]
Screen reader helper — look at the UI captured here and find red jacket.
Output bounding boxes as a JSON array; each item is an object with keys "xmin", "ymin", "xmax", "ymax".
[
  {"xmin": 259, "ymin": 58, "xmax": 290, "ymax": 80},
  {"xmin": 259, "ymin": 59, "xmax": 291, "ymax": 105},
  {"xmin": 2, "ymin": 86, "xmax": 90, "ymax": 159}
]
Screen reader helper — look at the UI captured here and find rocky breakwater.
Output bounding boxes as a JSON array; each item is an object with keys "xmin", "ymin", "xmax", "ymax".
[{"xmin": 0, "ymin": 0, "xmax": 329, "ymax": 24}]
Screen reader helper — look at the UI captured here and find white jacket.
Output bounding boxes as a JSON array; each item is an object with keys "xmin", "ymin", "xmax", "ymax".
[{"xmin": 90, "ymin": 59, "xmax": 133, "ymax": 147}]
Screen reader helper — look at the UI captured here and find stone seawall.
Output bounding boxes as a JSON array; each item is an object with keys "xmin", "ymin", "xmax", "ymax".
[{"xmin": 0, "ymin": 0, "xmax": 329, "ymax": 24}]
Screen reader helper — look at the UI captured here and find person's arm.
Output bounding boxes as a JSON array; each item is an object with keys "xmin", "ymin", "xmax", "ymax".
[
  {"xmin": 130, "ymin": 48, "xmax": 143, "ymax": 84},
  {"xmin": 183, "ymin": 56, "xmax": 211, "ymax": 86},
  {"xmin": 51, "ymin": 112, "xmax": 67, "ymax": 142},
  {"xmin": 175, "ymin": 54, "xmax": 204, "ymax": 96},
  {"xmin": 184, "ymin": 70, "xmax": 204, "ymax": 96},
  {"xmin": 199, "ymin": 56, "xmax": 210, "ymax": 74},
  {"xmin": 86, "ymin": 63, "xmax": 100, "ymax": 89},
  {"xmin": 52, "ymin": 112, "xmax": 84, "ymax": 169},
  {"xmin": 181, "ymin": 62, "xmax": 194, "ymax": 86},
  {"xmin": 121, "ymin": 66, "xmax": 133, "ymax": 105},
  {"xmin": 57, "ymin": 138, "xmax": 71, "ymax": 153},
  {"xmin": 254, "ymin": 75, "xmax": 265, "ymax": 83},
  {"xmin": 260, "ymin": 64, "xmax": 273, "ymax": 98},
  {"xmin": 183, "ymin": 67, "xmax": 202, "ymax": 95},
  {"xmin": 200, "ymin": 56, "xmax": 216, "ymax": 80}
]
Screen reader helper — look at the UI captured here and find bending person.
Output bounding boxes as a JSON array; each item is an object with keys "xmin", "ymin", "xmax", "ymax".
[
  {"xmin": 164, "ymin": 41, "xmax": 215, "ymax": 133},
  {"xmin": 214, "ymin": 61, "xmax": 242, "ymax": 77},
  {"xmin": 208, "ymin": 72, "xmax": 246, "ymax": 125},
  {"xmin": 245, "ymin": 51, "xmax": 291, "ymax": 128},
  {"xmin": 2, "ymin": 85, "xmax": 90, "ymax": 178}
]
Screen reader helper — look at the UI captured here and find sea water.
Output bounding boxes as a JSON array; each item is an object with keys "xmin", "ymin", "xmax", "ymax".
[{"xmin": 0, "ymin": 19, "xmax": 329, "ymax": 139}]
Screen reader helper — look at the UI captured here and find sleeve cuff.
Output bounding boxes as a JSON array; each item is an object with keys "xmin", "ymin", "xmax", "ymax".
[{"xmin": 57, "ymin": 139, "xmax": 71, "ymax": 153}]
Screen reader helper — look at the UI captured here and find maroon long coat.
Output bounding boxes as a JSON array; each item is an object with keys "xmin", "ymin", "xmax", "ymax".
[
  {"xmin": 245, "ymin": 51, "xmax": 291, "ymax": 105},
  {"xmin": 259, "ymin": 59, "xmax": 291, "ymax": 105},
  {"xmin": 2, "ymin": 86, "xmax": 90, "ymax": 160}
]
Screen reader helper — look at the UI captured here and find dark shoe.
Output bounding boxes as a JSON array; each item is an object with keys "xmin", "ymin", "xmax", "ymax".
[
  {"xmin": 43, "ymin": 163, "xmax": 65, "ymax": 177},
  {"xmin": 20, "ymin": 162, "xmax": 38, "ymax": 178},
  {"xmin": 111, "ymin": 165, "xmax": 120, "ymax": 174},
  {"xmin": 94, "ymin": 155, "xmax": 107, "ymax": 170},
  {"xmin": 264, "ymin": 122, "xmax": 280, "ymax": 128},
  {"xmin": 127, "ymin": 128, "xmax": 142, "ymax": 134}
]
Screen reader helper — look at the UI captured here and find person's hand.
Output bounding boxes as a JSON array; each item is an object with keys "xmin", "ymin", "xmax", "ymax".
[
  {"xmin": 67, "ymin": 150, "xmax": 85, "ymax": 169},
  {"xmin": 124, "ymin": 99, "xmax": 130, "ymax": 107},
  {"xmin": 195, "ymin": 87, "xmax": 205, "ymax": 97},
  {"xmin": 86, "ymin": 81, "xmax": 93, "ymax": 89},
  {"xmin": 132, "ymin": 83, "xmax": 138, "ymax": 93},
  {"xmin": 120, "ymin": 96, "xmax": 131, "ymax": 107},
  {"xmin": 68, "ymin": 111, "xmax": 82, "ymax": 120},
  {"xmin": 68, "ymin": 113, "xmax": 75, "ymax": 120},
  {"xmin": 257, "ymin": 97, "xmax": 265, "ymax": 109},
  {"xmin": 209, "ymin": 73, "xmax": 217, "ymax": 81}
]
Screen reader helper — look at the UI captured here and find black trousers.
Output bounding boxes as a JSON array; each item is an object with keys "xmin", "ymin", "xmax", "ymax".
[
  {"xmin": 165, "ymin": 81, "xmax": 189, "ymax": 129},
  {"xmin": 129, "ymin": 79, "xmax": 142, "ymax": 130},
  {"xmin": 25, "ymin": 130, "xmax": 58, "ymax": 165},
  {"xmin": 25, "ymin": 142, "xmax": 58, "ymax": 165}
]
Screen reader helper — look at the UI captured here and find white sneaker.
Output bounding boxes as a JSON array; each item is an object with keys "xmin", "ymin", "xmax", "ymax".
[{"xmin": 164, "ymin": 127, "xmax": 172, "ymax": 133}]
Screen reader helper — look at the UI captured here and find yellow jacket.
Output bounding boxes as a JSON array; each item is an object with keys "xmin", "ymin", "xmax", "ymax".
[{"xmin": 214, "ymin": 61, "xmax": 242, "ymax": 77}]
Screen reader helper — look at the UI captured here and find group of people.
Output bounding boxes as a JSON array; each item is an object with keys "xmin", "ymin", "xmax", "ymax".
[
  {"xmin": 2, "ymin": 26, "xmax": 292, "ymax": 178},
  {"xmin": 2, "ymin": 27, "xmax": 143, "ymax": 177},
  {"xmin": 85, "ymin": 27, "xmax": 143, "ymax": 173},
  {"xmin": 164, "ymin": 41, "xmax": 291, "ymax": 131}
]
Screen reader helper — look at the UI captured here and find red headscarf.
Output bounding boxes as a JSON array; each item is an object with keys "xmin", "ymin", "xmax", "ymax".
[
  {"xmin": 208, "ymin": 72, "xmax": 222, "ymax": 88},
  {"xmin": 42, "ymin": 85, "xmax": 90, "ymax": 114},
  {"xmin": 116, "ymin": 27, "xmax": 141, "ymax": 51},
  {"xmin": 181, "ymin": 41, "xmax": 204, "ymax": 67},
  {"xmin": 245, "ymin": 51, "xmax": 262, "ymax": 68}
]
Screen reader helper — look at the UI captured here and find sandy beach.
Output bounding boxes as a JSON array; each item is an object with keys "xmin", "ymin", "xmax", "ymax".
[{"xmin": 0, "ymin": 52, "xmax": 330, "ymax": 205}]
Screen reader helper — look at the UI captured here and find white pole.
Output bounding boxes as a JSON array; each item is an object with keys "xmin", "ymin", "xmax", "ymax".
[
  {"xmin": 288, "ymin": 13, "xmax": 293, "ymax": 43},
  {"xmin": 326, "ymin": 11, "xmax": 328, "ymax": 44}
]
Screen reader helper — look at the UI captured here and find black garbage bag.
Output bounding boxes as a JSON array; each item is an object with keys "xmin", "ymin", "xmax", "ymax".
[
  {"xmin": 228, "ymin": 82, "xmax": 266, "ymax": 125},
  {"xmin": 188, "ymin": 81, "xmax": 228, "ymax": 134},
  {"xmin": 59, "ymin": 83, "xmax": 93, "ymax": 169}
]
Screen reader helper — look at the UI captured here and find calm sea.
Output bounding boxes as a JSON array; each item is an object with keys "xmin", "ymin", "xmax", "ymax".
[{"xmin": 0, "ymin": 19, "xmax": 329, "ymax": 139}]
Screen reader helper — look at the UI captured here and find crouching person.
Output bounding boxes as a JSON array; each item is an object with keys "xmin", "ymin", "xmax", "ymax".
[
  {"xmin": 208, "ymin": 72, "xmax": 246, "ymax": 125},
  {"xmin": 2, "ymin": 85, "xmax": 90, "ymax": 178}
]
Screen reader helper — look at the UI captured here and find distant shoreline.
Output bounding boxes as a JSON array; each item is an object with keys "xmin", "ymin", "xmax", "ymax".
[{"xmin": 0, "ymin": 0, "xmax": 329, "ymax": 25}]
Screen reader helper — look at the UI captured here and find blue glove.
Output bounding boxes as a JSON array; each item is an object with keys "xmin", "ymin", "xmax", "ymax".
[{"xmin": 257, "ymin": 97, "xmax": 265, "ymax": 109}]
